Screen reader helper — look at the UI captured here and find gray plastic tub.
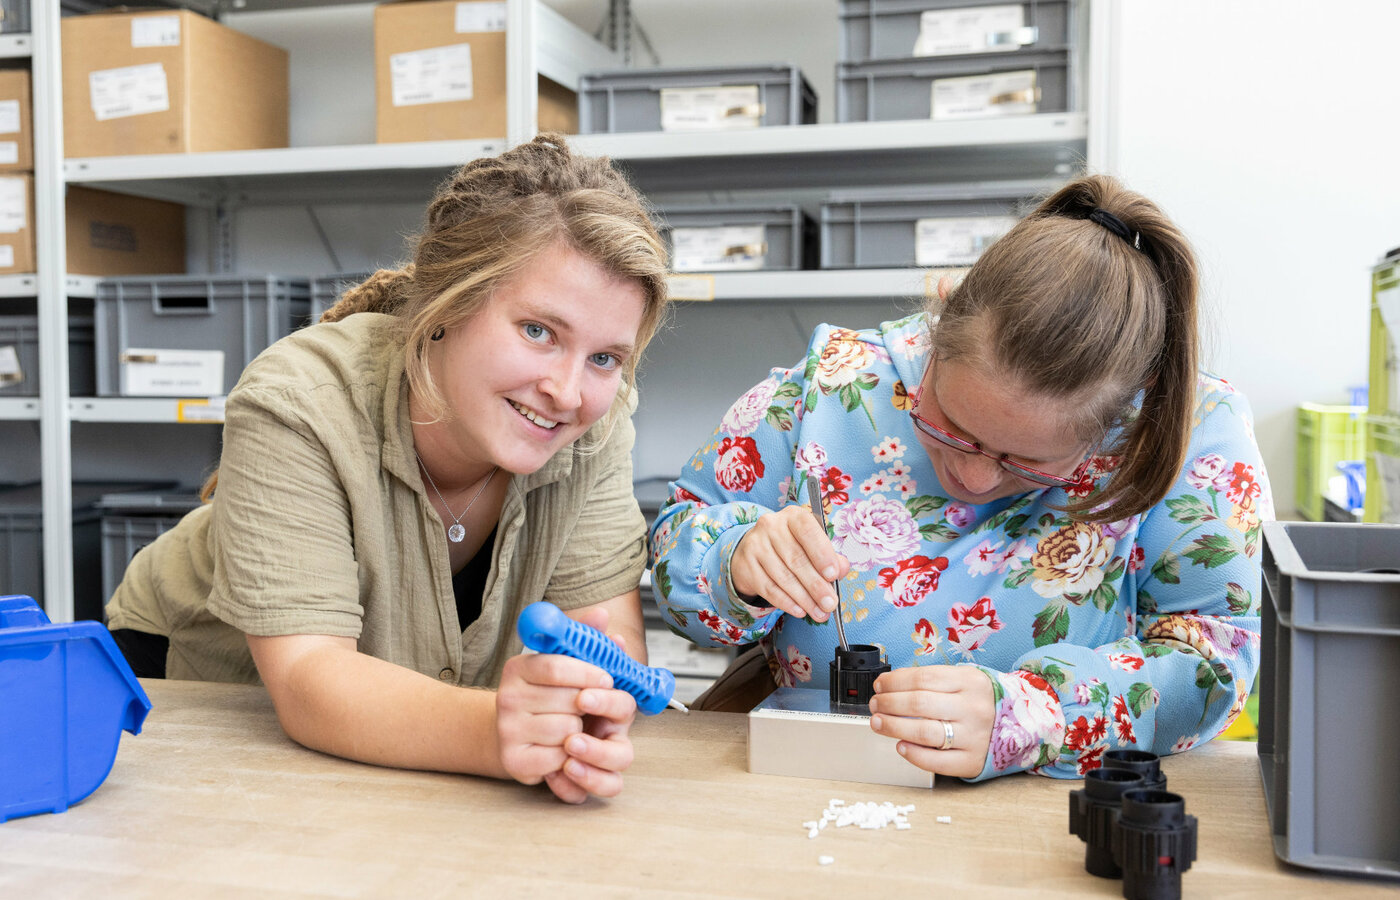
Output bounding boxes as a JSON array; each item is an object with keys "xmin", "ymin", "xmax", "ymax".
[
  {"xmin": 579, "ymin": 64, "xmax": 816, "ymax": 134},
  {"xmin": 93, "ymin": 275, "xmax": 310, "ymax": 397},
  {"xmin": 1259, "ymin": 521, "xmax": 1400, "ymax": 879},
  {"xmin": 837, "ymin": 50, "xmax": 1070, "ymax": 123},
  {"xmin": 97, "ymin": 492, "xmax": 202, "ymax": 603},
  {"xmin": 0, "ymin": 313, "xmax": 97, "ymax": 397},
  {"xmin": 840, "ymin": 0, "xmax": 1072, "ymax": 64},
  {"xmin": 820, "ymin": 179, "xmax": 1055, "ymax": 268},
  {"xmin": 308, "ymin": 272, "xmax": 373, "ymax": 326},
  {"xmin": 657, "ymin": 203, "xmax": 816, "ymax": 272}
]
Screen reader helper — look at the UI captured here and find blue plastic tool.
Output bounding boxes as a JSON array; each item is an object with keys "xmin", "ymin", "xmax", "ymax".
[
  {"xmin": 0, "ymin": 595, "xmax": 152, "ymax": 822},
  {"xmin": 515, "ymin": 601, "xmax": 686, "ymax": 715}
]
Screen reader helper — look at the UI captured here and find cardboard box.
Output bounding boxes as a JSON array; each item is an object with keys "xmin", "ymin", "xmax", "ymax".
[
  {"xmin": 0, "ymin": 173, "xmax": 33, "ymax": 274},
  {"xmin": 61, "ymin": 10, "xmax": 289, "ymax": 158},
  {"xmin": 0, "ymin": 69, "xmax": 32, "ymax": 172},
  {"xmin": 374, "ymin": 0, "xmax": 578, "ymax": 143},
  {"xmin": 66, "ymin": 187, "xmax": 185, "ymax": 276}
]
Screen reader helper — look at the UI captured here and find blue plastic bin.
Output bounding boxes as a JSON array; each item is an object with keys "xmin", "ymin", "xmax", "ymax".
[{"xmin": 0, "ymin": 595, "xmax": 152, "ymax": 823}]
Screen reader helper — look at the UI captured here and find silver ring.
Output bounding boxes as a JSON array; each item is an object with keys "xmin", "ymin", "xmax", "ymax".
[{"xmin": 938, "ymin": 719, "xmax": 955, "ymax": 751}]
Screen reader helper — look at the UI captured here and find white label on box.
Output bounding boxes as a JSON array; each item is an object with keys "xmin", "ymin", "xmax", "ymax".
[
  {"xmin": 660, "ymin": 85, "xmax": 762, "ymax": 132},
  {"xmin": 672, "ymin": 225, "xmax": 767, "ymax": 272},
  {"xmin": 0, "ymin": 345, "xmax": 20, "ymax": 384},
  {"xmin": 915, "ymin": 5, "xmax": 1026, "ymax": 56},
  {"xmin": 0, "ymin": 143, "xmax": 17, "ymax": 166},
  {"xmin": 131, "ymin": 15, "xmax": 181, "ymax": 48},
  {"xmin": 120, "ymin": 348, "xmax": 225, "ymax": 397},
  {"xmin": 0, "ymin": 176, "xmax": 25, "ymax": 233},
  {"xmin": 0, "ymin": 246, "xmax": 13, "ymax": 268},
  {"xmin": 915, "ymin": 215, "xmax": 1018, "ymax": 266},
  {"xmin": 177, "ymin": 397, "xmax": 227, "ymax": 423},
  {"xmin": 931, "ymin": 69, "xmax": 1038, "ymax": 120},
  {"xmin": 90, "ymin": 63, "xmax": 171, "ymax": 121},
  {"xmin": 0, "ymin": 100, "xmax": 19, "ymax": 135},
  {"xmin": 455, "ymin": 1, "xmax": 507, "ymax": 32},
  {"xmin": 665, "ymin": 273, "xmax": 716, "ymax": 302},
  {"xmin": 391, "ymin": 45, "xmax": 474, "ymax": 107}
]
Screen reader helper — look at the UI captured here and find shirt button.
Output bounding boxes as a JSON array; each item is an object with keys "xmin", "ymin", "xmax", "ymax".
[{"xmin": 438, "ymin": 667, "xmax": 455, "ymax": 682}]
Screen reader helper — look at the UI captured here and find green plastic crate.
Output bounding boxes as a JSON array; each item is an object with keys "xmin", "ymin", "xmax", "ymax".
[
  {"xmin": 1364, "ymin": 413, "xmax": 1400, "ymax": 523},
  {"xmin": 1369, "ymin": 252, "xmax": 1400, "ymax": 418},
  {"xmin": 1295, "ymin": 403, "xmax": 1365, "ymax": 521}
]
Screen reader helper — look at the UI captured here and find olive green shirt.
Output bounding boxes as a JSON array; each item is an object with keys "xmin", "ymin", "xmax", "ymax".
[{"xmin": 105, "ymin": 313, "xmax": 648, "ymax": 686}]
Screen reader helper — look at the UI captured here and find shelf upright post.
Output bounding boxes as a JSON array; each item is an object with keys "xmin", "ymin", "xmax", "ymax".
[
  {"xmin": 505, "ymin": 0, "xmax": 538, "ymax": 147},
  {"xmin": 1086, "ymin": 0, "xmax": 1118, "ymax": 173},
  {"xmin": 31, "ymin": 0, "xmax": 74, "ymax": 621}
]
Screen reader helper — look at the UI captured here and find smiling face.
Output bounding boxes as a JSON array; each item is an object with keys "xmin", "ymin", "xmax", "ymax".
[
  {"xmin": 912, "ymin": 356, "xmax": 1094, "ymax": 505},
  {"xmin": 414, "ymin": 241, "xmax": 646, "ymax": 482}
]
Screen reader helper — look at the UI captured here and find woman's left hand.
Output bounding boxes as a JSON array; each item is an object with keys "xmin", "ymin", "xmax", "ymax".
[{"xmin": 867, "ymin": 664, "xmax": 995, "ymax": 779}]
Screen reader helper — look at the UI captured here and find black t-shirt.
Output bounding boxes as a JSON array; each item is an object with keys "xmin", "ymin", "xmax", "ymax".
[{"xmin": 451, "ymin": 527, "xmax": 496, "ymax": 631}]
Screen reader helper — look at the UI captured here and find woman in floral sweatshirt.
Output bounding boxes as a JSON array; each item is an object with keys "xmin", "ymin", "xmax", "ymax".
[{"xmin": 648, "ymin": 174, "xmax": 1271, "ymax": 781}]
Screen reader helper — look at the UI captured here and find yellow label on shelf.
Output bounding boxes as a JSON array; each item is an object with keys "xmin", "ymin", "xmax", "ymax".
[
  {"xmin": 666, "ymin": 273, "xmax": 716, "ymax": 302},
  {"xmin": 176, "ymin": 397, "xmax": 226, "ymax": 424}
]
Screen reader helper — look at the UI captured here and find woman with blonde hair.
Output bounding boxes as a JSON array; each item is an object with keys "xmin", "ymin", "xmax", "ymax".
[
  {"xmin": 106, "ymin": 134, "xmax": 670, "ymax": 803},
  {"xmin": 651, "ymin": 174, "xmax": 1269, "ymax": 781}
]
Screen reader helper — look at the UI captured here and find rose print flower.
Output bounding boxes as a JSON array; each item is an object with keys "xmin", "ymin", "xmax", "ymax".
[
  {"xmin": 1171, "ymin": 734, "xmax": 1200, "ymax": 753},
  {"xmin": 1088, "ymin": 715, "xmax": 1108, "ymax": 744},
  {"xmin": 831, "ymin": 495, "xmax": 921, "ymax": 568},
  {"xmin": 1143, "ymin": 615, "xmax": 1216, "ymax": 659},
  {"xmin": 964, "ymin": 539, "xmax": 1005, "ymax": 576},
  {"xmin": 990, "ymin": 671, "xmax": 1065, "ymax": 771},
  {"xmin": 1226, "ymin": 461, "xmax": 1262, "ymax": 505},
  {"xmin": 775, "ymin": 644, "xmax": 813, "ymax": 687},
  {"xmin": 911, "ymin": 618, "xmax": 939, "ymax": 656},
  {"xmin": 1030, "ymin": 522, "xmax": 1116, "ymax": 599},
  {"xmin": 721, "ymin": 376, "xmax": 778, "ymax": 436},
  {"xmin": 1127, "ymin": 545, "xmax": 1146, "ymax": 573},
  {"xmin": 877, "ymin": 555, "xmax": 950, "ymax": 608},
  {"xmin": 999, "ymin": 539, "xmax": 1033, "ymax": 574},
  {"xmin": 673, "ymin": 486, "xmax": 705, "ymax": 506},
  {"xmin": 945, "ymin": 596, "xmax": 1003, "ymax": 657},
  {"xmin": 795, "ymin": 441, "xmax": 828, "ymax": 477},
  {"xmin": 1186, "ymin": 453, "xmax": 1230, "ymax": 491},
  {"xmin": 1199, "ymin": 618, "xmax": 1258, "ymax": 659},
  {"xmin": 715, "ymin": 436, "xmax": 765, "ymax": 492},
  {"xmin": 1064, "ymin": 715, "xmax": 1097, "ymax": 751},
  {"xmin": 872, "ymin": 437, "xmax": 906, "ymax": 463},
  {"xmin": 1227, "ymin": 494, "xmax": 1260, "ymax": 535},
  {"xmin": 815, "ymin": 332, "xmax": 875, "ymax": 392},
  {"xmin": 821, "ymin": 466, "xmax": 853, "ymax": 508},
  {"xmin": 696, "ymin": 574, "xmax": 711, "ymax": 596},
  {"xmin": 898, "ymin": 481, "xmax": 918, "ymax": 497},
  {"xmin": 890, "ymin": 380, "xmax": 915, "ymax": 412},
  {"xmin": 1076, "ymin": 745, "xmax": 1106, "ymax": 775},
  {"xmin": 943, "ymin": 502, "xmax": 973, "ymax": 529},
  {"xmin": 1112, "ymin": 695, "xmax": 1136, "ymax": 743},
  {"xmin": 1107, "ymin": 653, "xmax": 1144, "ymax": 672},
  {"xmin": 1073, "ymin": 682, "xmax": 1094, "ymax": 706},
  {"xmin": 1100, "ymin": 516, "xmax": 1138, "ymax": 541},
  {"xmin": 860, "ymin": 470, "xmax": 890, "ymax": 495}
]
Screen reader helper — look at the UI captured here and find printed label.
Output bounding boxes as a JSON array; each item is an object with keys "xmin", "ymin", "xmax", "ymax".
[
  {"xmin": 0, "ymin": 100, "xmax": 20, "ymax": 135},
  {"xmin": 0, "ymin": 345, "xmax": 20, "ymax": 384},
  {"xmin": 90, "ymin": 63, "xmax": 171, "ymax": 121},
  {"xmin": 664, "ymin": 273, "xmax": 716, "ymax": 302},
  {"xmin": 0, "ymin": 142, "xmax": 17, "ymax": 166},
  {"xmin": 671, "ymin": 225, "xmax": 767, "ymax": 272},
  {"xmin": 915, "ymin": 216, "xmax": 1018, "ymax": 266},
  {"xmin": 915, "ymin": 5, "xmax": 1026, "ymax": 56},
  {"xmin": 0, "ymin": 245, "xmax": 13, "ymax": 268},
  {"xmin": 931, "ymin": 69, "xmax": 1038, "ymax": 120},
  {"xmin": 391, "ymin": 45, "xmax": 474, "ymax": 107},
  {"xmin": 131, "ymin": 15, "xmax": 181, "ymax": 48},
  {"xmin": 120, "ymin": 348, "xmax": 225, "ymax": 397},
  {"xmin": 660, "ymin": 85, "xmax": 762, "ymax": 132},
  {"xmin": 177, "ymin": 397, "xmax": 227, "ymax": 423},
  {"xmin": 456, "ymin": 1, "xmax": 507, "ymax": 32},
  {"xmin": 0, "ymin": 177, "xmax": 25, "ymax": 233}
]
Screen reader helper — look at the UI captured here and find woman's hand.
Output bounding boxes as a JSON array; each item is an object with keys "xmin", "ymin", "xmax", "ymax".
[
  {"xmin": 867, "ymin": 664, "xmax": 995, "ymax": 779},
  {"xmin": 730, "ymin": 505, "xmax": 850, "ymax": 622},
  {"xmin": 495, "ymin": 607, "xmax": 637, "ymax": 803}
]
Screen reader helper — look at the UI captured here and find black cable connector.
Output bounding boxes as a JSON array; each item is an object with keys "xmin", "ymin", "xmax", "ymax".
[{"xmin": 829, "ymin": 643, "xmax": 888, "ymax": 707}]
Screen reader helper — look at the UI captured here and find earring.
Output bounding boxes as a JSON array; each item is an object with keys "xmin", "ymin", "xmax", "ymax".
[{"xmin": 430, "ymin": 327, "xmax": 445, "ymax": 341}]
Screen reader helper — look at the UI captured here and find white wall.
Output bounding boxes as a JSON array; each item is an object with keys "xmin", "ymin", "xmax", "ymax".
[{"xmin": 1105, "ymin": 0, "xmax": 1400, "ymax": 516}]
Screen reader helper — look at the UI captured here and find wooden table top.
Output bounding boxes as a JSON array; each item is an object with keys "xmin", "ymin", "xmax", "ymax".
[{"xmin": 1, "ymin": 679, "xmax": 1394, "ymax": 898}]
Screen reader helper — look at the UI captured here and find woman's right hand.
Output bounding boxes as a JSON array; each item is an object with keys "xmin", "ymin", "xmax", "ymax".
[{"xmin": 730, "ymin": 505, "xmax": 850, "ymax": 623}]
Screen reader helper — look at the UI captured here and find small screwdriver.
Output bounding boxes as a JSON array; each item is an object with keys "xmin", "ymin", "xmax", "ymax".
[{"xmin": 516, "ymin": 601, "xmax": 689, "ymax": 715}]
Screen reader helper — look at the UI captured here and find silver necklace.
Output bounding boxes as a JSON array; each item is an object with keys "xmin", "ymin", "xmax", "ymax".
[{"xmin": 415, "ymin": 452, "xmax": 498, "ymax": 543}]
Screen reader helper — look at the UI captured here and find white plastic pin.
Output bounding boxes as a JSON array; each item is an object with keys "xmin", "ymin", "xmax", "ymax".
[{"xmin": 818, "ymin": 855, "xmax": 835, "ymax": 866}]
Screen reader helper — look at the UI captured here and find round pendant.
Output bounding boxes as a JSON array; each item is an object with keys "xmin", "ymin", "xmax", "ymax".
[{"xmin": 447, "ymin": 523, "xmax": 466, "ymax": 543}]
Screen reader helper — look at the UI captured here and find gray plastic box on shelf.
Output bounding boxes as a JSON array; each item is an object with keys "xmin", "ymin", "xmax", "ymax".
[
  {"xmin": 97, "ymin": 492, "xmax": 202, "ymax": 602},
  {"xmin": 837, "ymin": 50, "xmax": 1070, "ymax": 123},
  {"xmin": 309, "ymin": 272, "xmax": 373, "ymax": 326},
  {"xmin": 93, "ymin": 275, "xmax": 310, "ymax": 397},
  {"xmin": 840, "ymin": 0, "xmax": 1072, "ymax": 64},
  {"xmin": 657, "ymin": 204, "xmax": 817, "ymax": 272},
  {"xmin": 0, "ymin": 0, "xmax": 28, "ymax": 34},
  {"xmin": 578, "ymin": 64, "xmax": 816, "ymax": 134},
  {"xmin": 820, "ymin": 179, "xmax": 1055, "ymax": 269},
  {"xmin": 1258, "ymin": 521, "xmax": 1400, "ymax": 880},
  {"xmin": 0, "ymin": 313, "xmax": 96, "ymax": 397}
]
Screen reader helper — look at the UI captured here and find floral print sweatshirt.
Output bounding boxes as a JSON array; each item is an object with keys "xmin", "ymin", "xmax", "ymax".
[{"xmin": 648, "ymin": 314, "xmax": 1271, "ymax": 781}]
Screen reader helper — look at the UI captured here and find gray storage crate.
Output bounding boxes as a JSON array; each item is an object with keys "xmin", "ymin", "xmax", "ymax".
[
  {"xmin": 0, "ymin": 313, "xmax": 96, "ymax": 397},
  {"xmin": 657, "ymin": 204, "xmax": 817, "ymax": 272},
  {"xmin": 0, "ymin": 0, "xmax": 27, "ymax": 34},
  {"xmin": 98, "ymin": 492, "xmax": 202, "ymax": 602},
  {"xmin": 579, "ymin": 64, "xmax": 816, "ymax": 134},
  {"xmin": 93, "ymin": 275, "xmax": 310, "ymax": 397},
  {"xmin": 1259, "ymin": 521, "xmax": 1400, "ymax": 879},
  {"xmin": 820, "ymin": 179, "xmax": 1055, "ymax": 269},
  {"xmin": 309, "ymin": 272, "xmax": 373, "ymax": 326},
  {"xmin": 840, "ymin": 0, "xmax": 1071, "ymax": 63},
  {"xmin": 837, "ymin": 50, "xmax": 1070, "ymax": 123}
]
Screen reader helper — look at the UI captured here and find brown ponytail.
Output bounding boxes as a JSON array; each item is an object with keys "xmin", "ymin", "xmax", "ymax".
[
  {"xmin": 319, "ymin": 266, "xmax": 415, "ymax": 323},
  {"xmin": 930, "ymin": 174, "xmax": 1199, "ymax": 523}
]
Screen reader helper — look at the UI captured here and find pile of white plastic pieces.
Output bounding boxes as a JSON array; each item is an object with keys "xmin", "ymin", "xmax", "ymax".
[{"xmin": 803, "ymin": 798, "xmax": 944, "ymax": 865}]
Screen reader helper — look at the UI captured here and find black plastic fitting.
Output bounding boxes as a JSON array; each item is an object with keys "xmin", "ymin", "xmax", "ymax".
[
  {"xmin": 1115, "ymin": 789, "xmax": 1197, "ymax": 900},
  {"xmin": 1104, "ymin": 749, "xmax": 1167, "ymax": 792},
  {"xmin": 828, "ymin": 643, "xmax": 889, "ymax": 706},
  {"xmin": 1069, "ymin": 767, "xmax": 1145, "ymax": 878}
]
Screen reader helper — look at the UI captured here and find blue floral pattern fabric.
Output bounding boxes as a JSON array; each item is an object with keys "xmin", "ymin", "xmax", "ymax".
[{"xmin": 648, "ymin": 314, "xmax": 1272, "ymax": 781}]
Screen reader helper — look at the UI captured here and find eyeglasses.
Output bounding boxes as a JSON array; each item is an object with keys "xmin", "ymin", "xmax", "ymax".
[{"xmin": 908, "ymin": 364, "xmax": 1094, "ymax": 489}]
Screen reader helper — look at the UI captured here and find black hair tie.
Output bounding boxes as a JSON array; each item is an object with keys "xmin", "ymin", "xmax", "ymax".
[{"xmin": 1088, "ymin": 208, "xmax": 1143, "ymax": 252}]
